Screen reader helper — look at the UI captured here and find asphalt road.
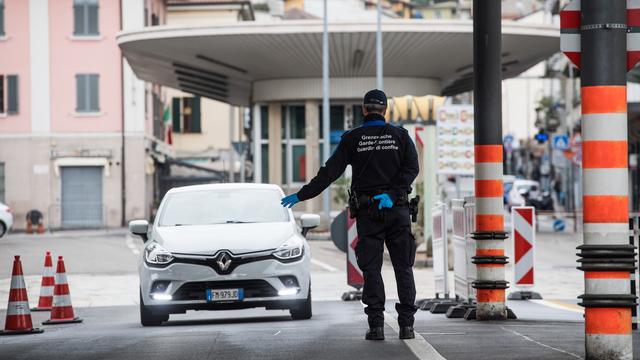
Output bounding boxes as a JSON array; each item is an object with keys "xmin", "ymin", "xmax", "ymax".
[{"xmin": 0, "ymin": 230, "xmax": 639, "ymax": 360}]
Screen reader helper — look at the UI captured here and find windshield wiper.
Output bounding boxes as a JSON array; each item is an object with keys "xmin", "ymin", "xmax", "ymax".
[{"xmin": 225, "ymin": 220, "xmax": 253, "ymax": 224}]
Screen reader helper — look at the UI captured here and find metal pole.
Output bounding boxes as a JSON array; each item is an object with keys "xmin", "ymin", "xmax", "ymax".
[
  {"xmin": 322, "ymin": 0, "xmax": 331, "ymax": 225},
  {"xmin": 578, "ymin": 1, "xmax": 634, "ymax": 359},
  {"xmin": 376, "ymin": 0, "xmax": 383, "ymax": 90},
  {"xmin": 472, "ymin": 0, "xmax": 509, "ymax": 320}
]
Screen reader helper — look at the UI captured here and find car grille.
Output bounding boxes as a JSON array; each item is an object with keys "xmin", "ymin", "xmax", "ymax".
[{"xmin": 172, "ymin": 280, "xmax": 278, "ymax": 301}]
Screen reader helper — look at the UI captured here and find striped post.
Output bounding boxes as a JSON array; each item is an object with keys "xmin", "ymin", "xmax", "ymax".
[
  {"xmin": 577, "ymin": 1, "xmax": 636, "ymax": 359},
  {"xmin": 471, "ymin": 0, "xmax": 509, "ymax": 320}
]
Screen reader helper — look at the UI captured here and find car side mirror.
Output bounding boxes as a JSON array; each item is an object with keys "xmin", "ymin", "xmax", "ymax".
[
  {"xmin": 300, "ymin": 214, "xmax": 320, "ymax": 237},
  {"xmin": 129, "ymin": 220, "xmax": 149, "ymax": 242}
]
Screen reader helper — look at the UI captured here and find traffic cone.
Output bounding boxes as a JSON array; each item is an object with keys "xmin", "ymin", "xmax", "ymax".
[
  {"xmin": 42, "ymin": 256, "xmax": 82, "ymax": 325},
  {"xmin": 32, "ymin": 251, "xmax": 55, "ymax": 311},
  {"xmin": 0, "ymin": 256, "xmax": 44, "ymax": 335}
]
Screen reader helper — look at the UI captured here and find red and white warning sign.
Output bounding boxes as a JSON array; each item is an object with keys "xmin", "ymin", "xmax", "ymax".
[
  {"xmin": 346, "ymin": 210, "xmax": 364, "ymax": 289},
  {"xmin": 561, "ymin": 0, "xmax": 640, "ymax": 70},
  {"xmin": 512, "ymin": 206, "xmax": 536, "ymax": 286}
]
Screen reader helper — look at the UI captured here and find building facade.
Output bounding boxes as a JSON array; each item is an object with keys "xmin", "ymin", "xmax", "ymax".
[{"xmin": 0, "ymin": 0, "xmax": 169, "ymax": 229}]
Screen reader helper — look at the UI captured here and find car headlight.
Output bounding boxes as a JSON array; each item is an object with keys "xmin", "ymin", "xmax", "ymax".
[
  {"xmin": 144, "ymin": 243, "xmax": 173, "ymax": 265},
  {"xmin": 273, "ymin": 237, "xmax": 304, "ymax": 261}
]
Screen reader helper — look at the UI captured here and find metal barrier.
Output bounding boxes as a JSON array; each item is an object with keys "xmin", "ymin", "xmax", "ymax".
[
  {"xmin": 452, "ymin": 199, "xmax": 470, "ymax": 301},
  {"xmin": 463, "ymin": 198, "xmax": 476, "ymax": 302},
  {"xmin": 432, "ymin": 202, "xmax": 449, "ymax": 299}
]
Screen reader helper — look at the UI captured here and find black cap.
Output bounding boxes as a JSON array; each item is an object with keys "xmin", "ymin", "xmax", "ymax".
[{"xmin": 363, "ymin": 89, "xmax": 387, "ymax": 106}]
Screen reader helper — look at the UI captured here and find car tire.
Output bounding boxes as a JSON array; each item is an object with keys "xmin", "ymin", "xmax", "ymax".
[
  {"xmin": 139, "ymin": 289, "xmax": 169, "ymax": 326},
  {"xmin": 290, "ymin": 283, "xmax": 312, "ymax": 320},
  {"xmin": 0, "ymin": 222, "xmax": 5, "ymax": 238}
]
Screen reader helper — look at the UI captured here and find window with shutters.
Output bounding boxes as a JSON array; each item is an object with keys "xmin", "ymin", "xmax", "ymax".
[
  {"xmin": 0, "ymin": 74, "xmax": 19, "ymax": 115},
  {"xmin": 171, "ymin": 96, "xmax": 201, "ymax": 134},
  {"xmin": 75, "ymin": 74, "xmax": 99, "ymax": 113},
  {"xmin": 73, "ymin": 0, "xmax": 99, "ymax": 36},
  {"xmin": 0, "ymin": 0, "xmax": 5, "ymax": 37}
]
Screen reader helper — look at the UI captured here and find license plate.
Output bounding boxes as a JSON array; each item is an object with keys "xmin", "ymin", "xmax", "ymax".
[{"xmin": 206, "ymin": 288, "xmax": 244, "ymax": 302}]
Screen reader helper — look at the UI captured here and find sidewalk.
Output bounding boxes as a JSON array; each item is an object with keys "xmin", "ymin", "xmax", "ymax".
[{"xmin": 408, "ymin": 299, "xmax": 640, "ymax": 360}]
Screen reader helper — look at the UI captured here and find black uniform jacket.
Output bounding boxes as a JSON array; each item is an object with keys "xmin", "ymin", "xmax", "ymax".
[{"xmin": 297, "ymin": 113, "xmax": 419, "ymax": 202}]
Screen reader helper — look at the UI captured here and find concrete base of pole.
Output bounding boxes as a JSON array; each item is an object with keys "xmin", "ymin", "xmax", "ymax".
[
  {"xmin": 585, "ymin": 334, "xmax": 633, "ymax": 360},
  {"xmin": 476, "ymin": 302, "xmax": 509, "ymax": 320}
]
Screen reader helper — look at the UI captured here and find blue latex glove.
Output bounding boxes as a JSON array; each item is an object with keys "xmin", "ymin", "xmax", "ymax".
[
  {"xmin": 281, "ymin": 193, "xmax": 300, "ymax": 208},
  {"xmin": 373, "ymin": 193, "xmax": 393, "ymax": 210}
]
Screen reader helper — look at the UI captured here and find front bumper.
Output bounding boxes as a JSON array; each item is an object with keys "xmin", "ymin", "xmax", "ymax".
[{"xmin": 139, "ymin": 254, "xmax": 310, "ymax": 313}]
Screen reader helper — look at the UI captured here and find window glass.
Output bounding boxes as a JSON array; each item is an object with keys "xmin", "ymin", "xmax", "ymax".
[
  {"xmin": 320, "ymin": 105, "xmax": 345, "ymax": 138},
  {"xmin": 260, "ymin": 105, "xmax": 268, "ymax": 140},
  {"xmin": 292, "ymin": 145, "xmax": 306, "ymax": 182},
  {"xmin": 282, "ymin": 144, "xmax": 286, "ymax": 184},
  {"xmin": 7, "ymin": 75, "xmax": 17, "ymax": 114},
  {"xmin": 159, "ymin": 189, "xmax": 290, "ymax": 226},
  {"xmin": 0, "ymin": 75, "xmax": 4, "ymax": 113},
  {"xmin": 289, "ymin": 106, "xmax": 305, "ymax": 139},
  {"xmin": 261, "ymin": 144, "xmax": 269, "ymax": 183},
  {"xmin": 0, "ymin": 0, "xmax": 5, "ymax": 37},
  {"xmin": 74, "ymin": 0, "xmax": 99, "ymax": 36},
  {"xmin": 352, "ymin": 105, "xmax": 364, "ymax": 127},
  {"xmin": 76, "ymin": 74, "xmax": 99, "ymax": 112}
]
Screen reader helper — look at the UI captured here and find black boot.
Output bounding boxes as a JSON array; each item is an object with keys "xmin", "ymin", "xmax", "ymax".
[
  {"xmin": 399, "ymin": 326, "xmax": 415, "ymax": 339},
  {"xmin": 365, "ymin": 326, "xmax": 385, "ymax": 340}
]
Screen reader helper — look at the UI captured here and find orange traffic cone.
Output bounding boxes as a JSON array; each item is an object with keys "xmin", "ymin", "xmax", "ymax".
[
  {"xmin": 0, "ymin": 256, "xmax": 44, "ymax": 335},
  {"xmin": 42, "ymin": 256, "xmax": 82, "ymax": 325},
  {"xmin": 32, "ymin": 251, "xmax": 55, "ymax": 311}
]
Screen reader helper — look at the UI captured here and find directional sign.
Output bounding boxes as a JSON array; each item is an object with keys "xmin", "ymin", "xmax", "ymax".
[
  {"xmin": 552, "ymin": 134, "xmax": 570, "ymax": 150},
  {"xmin": 561, "ymin": 0, "xmax": 640, "ymax": 70}
]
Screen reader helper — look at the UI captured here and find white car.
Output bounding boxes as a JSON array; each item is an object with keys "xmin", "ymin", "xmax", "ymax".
[
  {"xmin": 129, "ymin": 183, "xmax": 319, "ymax": 326},
  {"xmin": 0, "ymin": 202, "xmax": 13, "ymax": 237}
]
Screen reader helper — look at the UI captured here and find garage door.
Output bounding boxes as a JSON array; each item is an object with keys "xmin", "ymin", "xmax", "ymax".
[{"xmin": 61, "ymin": 166, "xmax": 103, "ymax": 228}]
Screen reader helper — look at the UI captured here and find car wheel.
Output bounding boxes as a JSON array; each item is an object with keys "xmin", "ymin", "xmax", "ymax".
[
  {"xmin": 0, "ymin": 222, "xmax": 5, "ymax": 238},
  {"xmin": 290, "ymin": 283, "xmax": 312, "ymax": 320},
  {"xmin": 139, "ymin": 289, "xmax": 169, "ymax": 326}
]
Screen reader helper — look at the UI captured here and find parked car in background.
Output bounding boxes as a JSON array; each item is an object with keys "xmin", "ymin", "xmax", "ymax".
[
  {"xmin": 129, "ymin": 183, "xmax": 319, "ymax": 326},
  {"xmin": 507, "ymin": 179, "xmax": 541, "ymax": 208},
  {"xmin": 0, "ymin": 202, "xmax": 13, "ymax": 237}
]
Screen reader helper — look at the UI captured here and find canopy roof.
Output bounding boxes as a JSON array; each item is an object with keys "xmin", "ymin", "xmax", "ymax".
[{"xmin": 118, "ymin": 20, "xmax": 559, "ymax": 106}]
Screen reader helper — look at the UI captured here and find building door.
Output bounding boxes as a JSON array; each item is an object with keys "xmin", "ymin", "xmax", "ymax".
[{"xmin": 61, "ymin": 166, "xmax": 103, "ymax": 228}]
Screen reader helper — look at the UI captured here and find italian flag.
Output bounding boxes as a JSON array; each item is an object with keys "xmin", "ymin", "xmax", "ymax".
[{"xmin": 163, "ymin": 105, "xmax": 172, "ymax": 145}]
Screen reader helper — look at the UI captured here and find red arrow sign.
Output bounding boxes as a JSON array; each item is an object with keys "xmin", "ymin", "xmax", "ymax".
[{"xmin": 561, "ymin": 0, "xmax": 640, "ymax": 71}]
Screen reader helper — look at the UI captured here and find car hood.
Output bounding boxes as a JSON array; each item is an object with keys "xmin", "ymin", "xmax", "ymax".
[{"xmin": 153, "ymin": 222, "xmax": 296, "ymax": 255}]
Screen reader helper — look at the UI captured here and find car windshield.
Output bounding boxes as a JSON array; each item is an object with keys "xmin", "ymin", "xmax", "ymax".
[{"xmin": 158, "ymin": 188, "xmax": 290, "ymax": 226}]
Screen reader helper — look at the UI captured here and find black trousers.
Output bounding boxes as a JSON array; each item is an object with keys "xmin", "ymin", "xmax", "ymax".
[{"xmin": 355, "ymin": 206, "xmax": 417, "ymax": 328}]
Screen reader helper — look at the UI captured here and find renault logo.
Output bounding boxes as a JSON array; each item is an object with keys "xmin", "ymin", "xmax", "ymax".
[{"xmin": 216, "ymin": 252, "xmax": 232, "ymax": 271}]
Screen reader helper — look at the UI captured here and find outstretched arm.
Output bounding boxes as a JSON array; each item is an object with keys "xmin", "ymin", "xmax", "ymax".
[{"xmin": 293, "ymin": 137, "xmax": 351, "ymax": 202}]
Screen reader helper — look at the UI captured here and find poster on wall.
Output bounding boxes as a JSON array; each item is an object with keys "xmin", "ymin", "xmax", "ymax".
[{"xmin": 436, "ymin": 105, "xmax": 474, "ymax": 175}]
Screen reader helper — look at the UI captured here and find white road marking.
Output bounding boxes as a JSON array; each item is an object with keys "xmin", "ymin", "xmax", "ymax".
[
  {"xmin": 126, "ymin": 235, "xmax": 141, "ymax": 256},
  {"xmin": 310, "ymin": 258, "xmax": 338, "ymax": 272},
  {"xmin": 383, "ymin": 311, "xmax": 447, "ymax": 360},
  {"xmin": 358, "ymin": 302, "xmax": 446, "ymax": 360},
  {"xmin": 530, "ymin": 299, "xmax": 584, "ymax": 314},
  {"xmin": 500, "ymin": 326, "xmax": 582, "ymax": 359},
  {"xmin": 273, "ymin": 330, "xmax": 281, "ymax": 336}
]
